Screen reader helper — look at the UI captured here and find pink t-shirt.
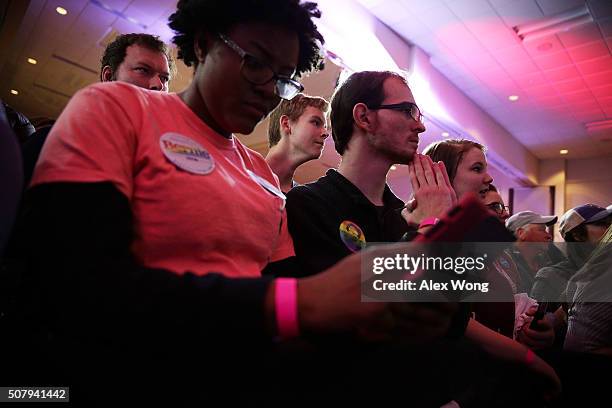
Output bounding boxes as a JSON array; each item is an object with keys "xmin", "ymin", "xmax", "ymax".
[{"xmin": 32, "ymin": 82, "xmax": 294, "ymax": 277}]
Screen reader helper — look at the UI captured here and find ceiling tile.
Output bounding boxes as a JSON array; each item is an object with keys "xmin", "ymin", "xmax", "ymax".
[
  {"xmin": 464, "ymin": 86, "xmax": 492, "ymax": 99},
  {"xmin": 524, "ymin": 83, "xmax": 559, "ymax": 98},
  {"xmin": 53, "ymin": 40, "xmax": 90, "ymax": 64},
  {"xmin": 390, "ymin": 15, "xmax": 431, "ymax": 40},
  {"xmin": 409, "ymin": 34, "xmax": 444, "ymax": 55},
  {"xmin": 545, "ymin": 104, "xmax": 573, "ymax": 115},
  {"xmin": 523, "ymin": 34, "xmax": 565, "ymax": 57},
  {"xmin": 583, "ymin": 71, "xmax": 612, "ymax": 88},
  {"xmin": 599, "ymin": 18, "xmax": 612, "ymax": 38},
  {"xmin": 567, "ymin": 40, "xmax": 610, "ymax": 63},
  {"xmin": 81, "ymin": 46, "xmax": 104, "ymax": 72},
  {"xmin": 40, "ymin": 0, "xmax": 87, "ymax": 33},
  {"xmin": 357, "ymin": 0, "xmax": 387, "ymax": 7},
  {"xmin": 576, "ymin": 55, "xmax": 612, "ymax": 75},
  {"xmin": 399, "ymin": 0, "xmax": 445, "ymax": 14},
  {"xmin": 446, "ymin": 0, "xmax": 496, "ymax": 20},
  {"xmin": 96, "ymin": 0, "xmax": 134, "ymax": 12},
  {"xmin": 436, "ymin": 25, "xmax": 484, "ymax": 53},
  {"xmin": 65, "ymin": 3, "xmax": 117, "ymax": 46},
  {"xmin": 595, "ymin": 96, "xmax": 612, "ymax": 110},
  {"xmin": 124, "ymin": 0, "xmax": 170, "ymax": 28},
  {"xmin": 587, "ymin": 0, "xmax": 612, "ymax": 19},
  {"xmin": 111, "ymin": 17, "xmax": 145, "ymax": 37},
  {"xmin": 419, "ymin": 4, "xmax": 462, "ymax": 32},
  {"xmin": 490, "ymin": 45, "xmax": 532, "ymax": 64},
  {"xmin": 513, "ymin": 70, "xmax": 547, "ymax": 88},
  {"xmin": 488, "ymin": 78, "xmax": 521, "ymax": 95},
  {"xmin": 461, "ymin": 52, "xmax": 502, "ymax": 71},
  {"xmin": 452, "ymin": 75, "xmax": 483, "ymax": 91},
  {"xmin": 567, "ymin": 99, "xmax": 601, "ymax": 111},
  {"xmin": 543, "ymin": 65, "xmax": 581, "ymax": 82},
  {"xmin": 530, "ymin": 94, "xmax": 567, "ymax": 108},
  {"xmin": 492, "ymin": 0, "xmax": 545, "ymax": 28},
  {"xmin": 591, "ymin": 85, "xmax": 612, "ymax": 98},
  {"xmin": 603, "ymin": 105, "xmax": 612, "ymax": 116},
  {"xmin": 554, "ymin": 78, "xmax": 588, "ymax": 94},
  {"xmin": 557, "ymin": 22, "xmax": 603, "ymax": 48},
  {"xmin": 147, "ymin": 20, "xmax": 174, "ymax": 43},
  {"xmin": 474, "ymin": 67, "xmax": 508, "ymax": 84},
  {"xmin": 477, "ymin": 27, "xmax": 521, "ymax": 51},
  {"xmin": 573, "ymin": 109, "xmax": 606, "ymax": 123},
  {"xmin": 370, "ymin": 0, "xmax": 414, "ymax": 26},
  {"xmin": 532, "ymin": 50, "xmax": 573, "ymax": 69},
  {"xmin": 535, "ymin": 0, "xmax": 585, "ymax": 16}
]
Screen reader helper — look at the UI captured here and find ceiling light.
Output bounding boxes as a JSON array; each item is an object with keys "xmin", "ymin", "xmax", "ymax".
[
  {"xmin": 390, "ymin": 165, "xmax": 397, "ymax": 170},
  {"xmin": 10, "ymin": 89, "xmax": 18, "ymax": 95},
  {"xmin": 56, "ymin": 6, "xmax": 68, "ymax": 15},
  {"xmin": 27, "ymin": 57, "xmax": 37, "ymax": 65},
  {"xmin": 442, "ymin": 132, "xmax": 450, "ymax": 137},
  {"xmin": 508, "ymin": 95, "xmax": 519, "ymax": 102},
  {"xmin": 514, "ymin": 5, "xmax": 592, "ymax": 42},
  {"xmin": 560, "ymin": 149, "xmax": 568, "ymax": 155}
]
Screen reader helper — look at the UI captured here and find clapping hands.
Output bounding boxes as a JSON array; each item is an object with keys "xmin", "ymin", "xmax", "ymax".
[{"xmin": 402, "ymin": 154, "xmax": 458, "ymax": 226}]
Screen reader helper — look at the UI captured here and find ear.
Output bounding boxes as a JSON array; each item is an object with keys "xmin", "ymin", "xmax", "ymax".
[
  {"xmin": 194, "ymin": 32, "xmax": 211, "ymax": 64},
  {"xmin": 101, "ymin": 66, "xmax": 113, "ymax": 82},
  {"xmin": 280, "ymin": 115, "xmax": 292, "ymax": 137},
  {"xmin": 352, "ymin": 103, "xmax": 373, "ymax": 133},
  {"xmin": 516, "ymin": 227, "xmax": 525, "ymax": 240}
]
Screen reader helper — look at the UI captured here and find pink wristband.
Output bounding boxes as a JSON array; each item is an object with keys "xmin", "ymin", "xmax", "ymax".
[
  {"xmin": 418, "ymin": 217, "xmax": 440, "ymax": 229},
  {"xmin": 525, "ymin": 349, "xmax": 535, "ymax": 365},
  {"xmin": 275, "ymin": 278, "xmax": 299, "ymax": 339}
]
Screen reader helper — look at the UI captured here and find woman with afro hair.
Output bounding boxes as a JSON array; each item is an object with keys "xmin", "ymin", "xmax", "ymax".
[{"xmin": 9, "ymin": 0, "xmax": 461, "ymax": 405}]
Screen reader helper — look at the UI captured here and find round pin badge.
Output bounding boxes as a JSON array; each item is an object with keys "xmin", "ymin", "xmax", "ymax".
[
  {"xmin": 499, "ymin": 257, "xmax": 510, "ymax": 269},
  {"xmin": 339, "ymin": 220, "xmax": 366, "ymax": 252},
  {"xmin": 159, "ymin": 132, "xmax": 215, "ymax": 175}
]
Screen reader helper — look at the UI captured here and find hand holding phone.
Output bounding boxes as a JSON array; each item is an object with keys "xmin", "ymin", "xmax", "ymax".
[{"xmin": 529, "ymin": 302, "xmax": 548, "ymax": 331}]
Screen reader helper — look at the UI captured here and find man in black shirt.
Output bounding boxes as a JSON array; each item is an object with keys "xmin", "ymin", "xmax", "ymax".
[{"xmin": 287, "ymin": 70, "xmax": 456, "ymax": 277}]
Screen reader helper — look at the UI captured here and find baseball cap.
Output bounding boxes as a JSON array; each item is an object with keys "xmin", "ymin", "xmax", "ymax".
[
  {"xmin": 505, "ymin": 211, "xmax": 557, "ymax": 233},
  {"xmin": 559, "ymin": 204, "xmax": 612, "ymax": 239}
]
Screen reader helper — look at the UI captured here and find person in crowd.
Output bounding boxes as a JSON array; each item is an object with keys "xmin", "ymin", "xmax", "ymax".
[
  {"xmin": 506, "ymin": 210, "xmax": 557, "ymax": 293},
  {"xmin": 422, "ymin": 139, "xmax": 493, "ymax": 200},
  {"xmin": 9, "ymin": 1, "xmax": 460, "ymax": 405},
  {"xmin": 506, "ymin": 211, "xmax": 556, "ymax": 243},
  {"xmin": 557, "ymin": 211, "xmax": 612, "ymax": 406},
  {"xmin": 483, "ymin": 185, "xmax": 522, "ymax": 292},
  {"xmin": 564, "ymin": 221, "xmax": 612, "ymax": 355},
  {"xmin": 483, "ymin": 184, "xmax": 510, "ymax": 221},
  {"xmin": 265, "ymin": 93, "xmax": 329, "ymax": 192},
  {"xmin": 100, "ymin": 33, "xmax": 175, "ymax": 91},
  {"xmin": 2, "ymin": 102, "xmax": 35, "ymax": 145},
  {"xmin": 284, "ymin": 74, "xmax": 560, "ymax": 404},
  {"xmin": 286, "ymin": 70, "xmax": 456, "ymax": 277},
  {"xmin": 422, "ymin": 141, "xmax": 511, "ymax": 326},
  {"xmin": 424, "ymin": 141, "xmax": 556, "ymax": 349},
  {"xmin": 532, "ymin": 204, "xmax": 612, "ymax": 303},
  {"xmin": 21, "ymin": 34, "xmax": 174, "ymax": 189}
]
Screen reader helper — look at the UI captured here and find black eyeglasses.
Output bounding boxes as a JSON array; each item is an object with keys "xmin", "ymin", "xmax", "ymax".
[
  {"xmin": 218, "ymin": 34, "xmax": 304, "ymax": 100},
  {"xmin": 486, "ymin": 202, "xmax": 509, "ymax": 215},
  {"xmin": 367, "ymin": 102, "xmax": 423, "ymax": 123}
]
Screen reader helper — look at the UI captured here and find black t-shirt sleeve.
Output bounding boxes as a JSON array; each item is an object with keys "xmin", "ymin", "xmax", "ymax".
[
  {"xmin": 13, "ymin": 181, "xmax": 274, "ymax": 350},
  {"xmin": 285, "ymin": 186, "xmax": 353, "ymax": 277}
]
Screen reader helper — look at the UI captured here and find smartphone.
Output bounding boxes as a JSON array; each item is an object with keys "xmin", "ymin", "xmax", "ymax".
[{"xmin": 529, "ymin": 302, "xmax": 549, "ymax": 331}]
